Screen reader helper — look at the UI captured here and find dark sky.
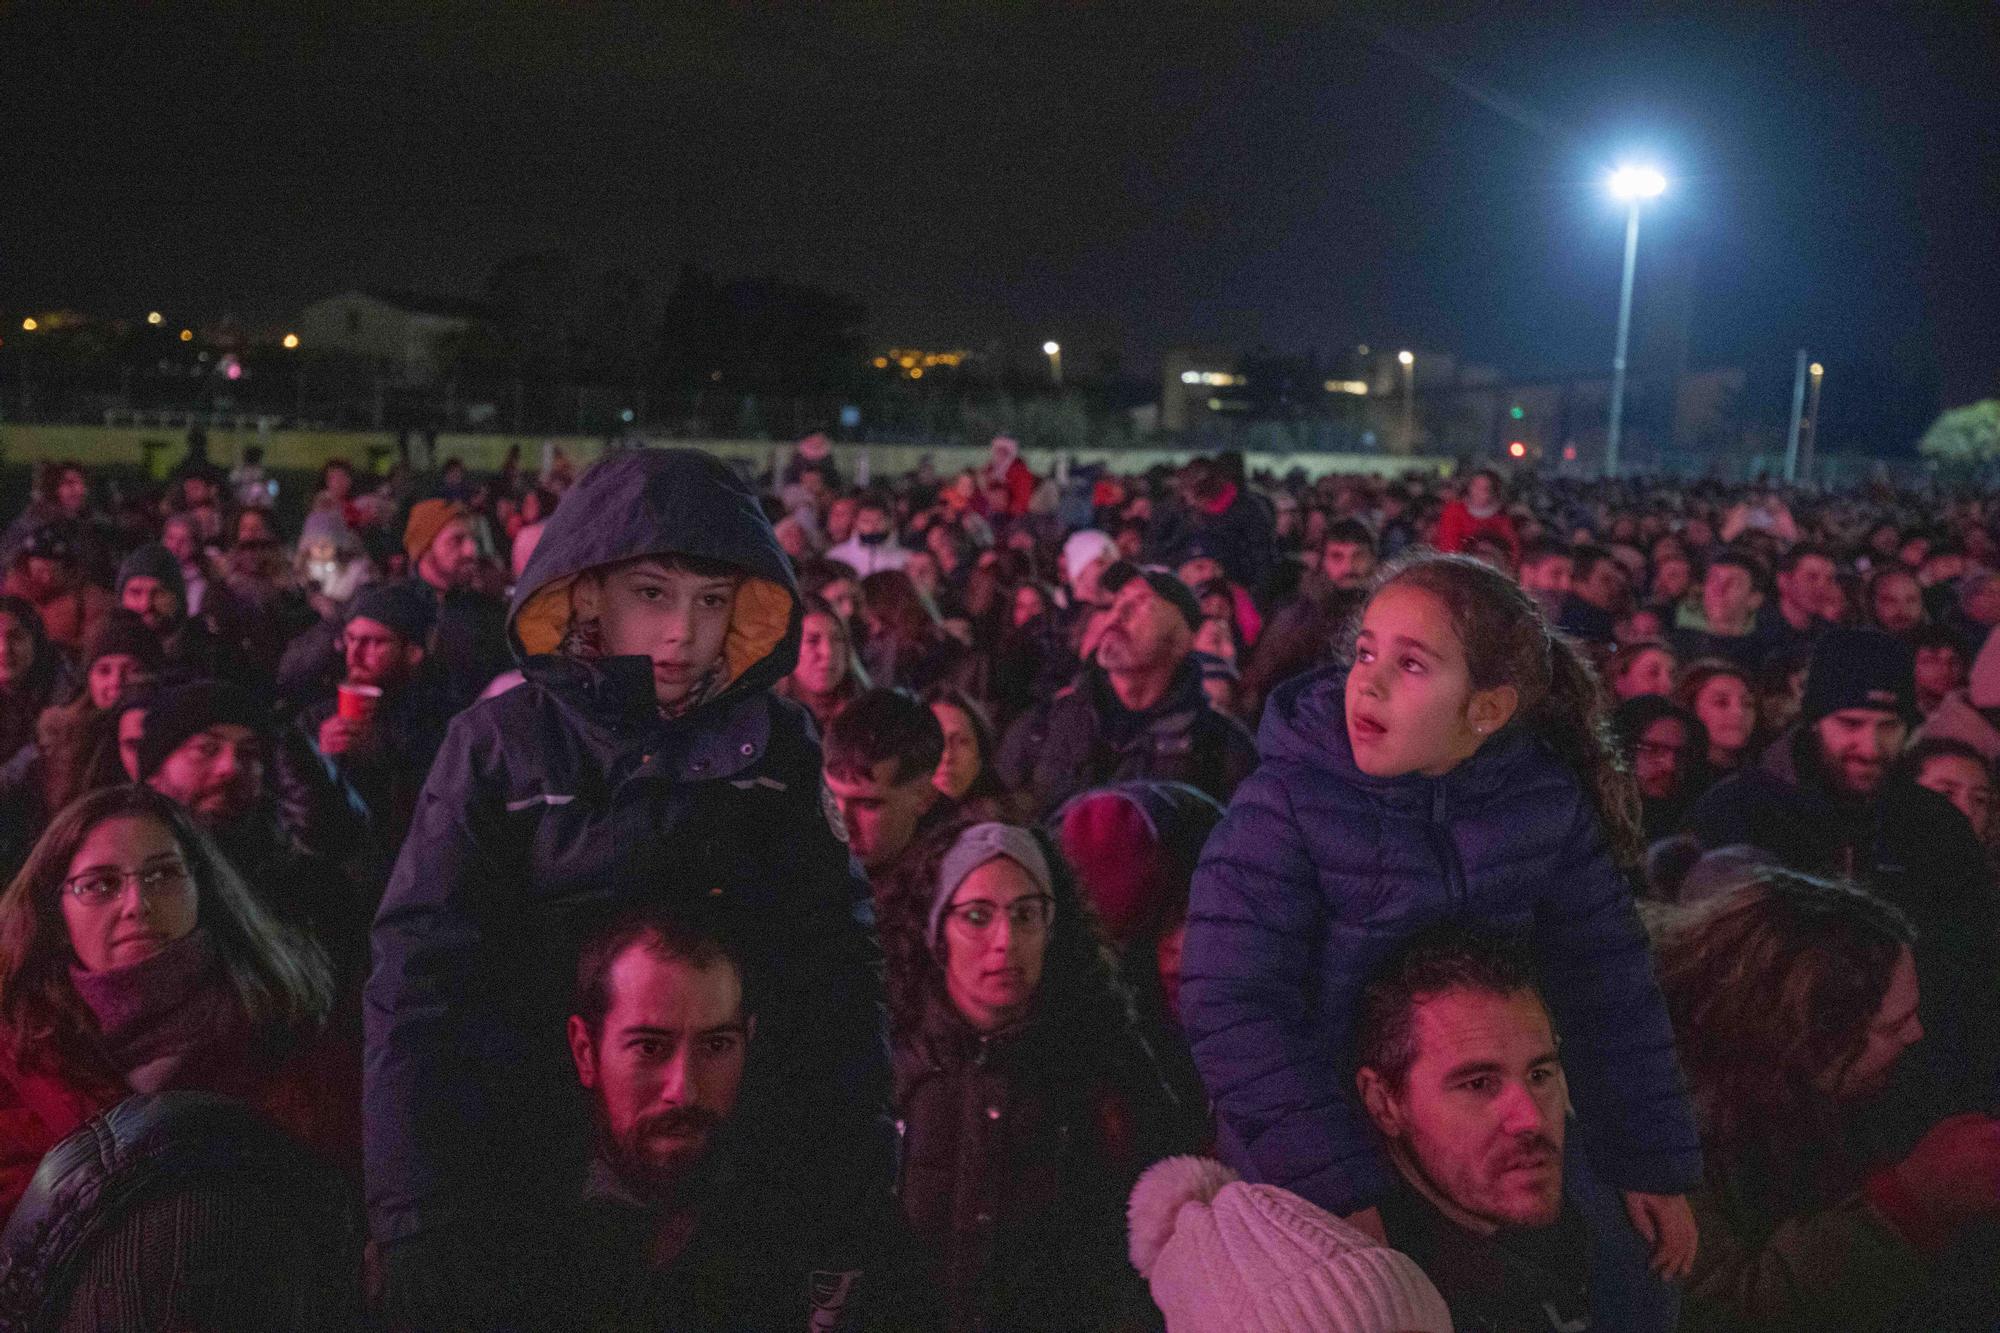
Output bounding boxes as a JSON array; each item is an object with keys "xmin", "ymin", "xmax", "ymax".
[{"xmin": 8, "ymin": 3, "xmax": 1998, "ymax": 411}]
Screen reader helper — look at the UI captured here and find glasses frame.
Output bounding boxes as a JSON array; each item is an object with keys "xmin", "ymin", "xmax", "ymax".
[
  {"xmin": 943, "ymin": 893, "xmax": 1056, "ymax": 936},
  {"xmin": 62, "ymin": 860, "xmax": 193, "ymax": 906}
]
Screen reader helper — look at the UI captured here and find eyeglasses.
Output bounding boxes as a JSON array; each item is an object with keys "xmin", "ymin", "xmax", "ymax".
[
  {"xmin": 62, "ymin": 861, "xmax": 192, "ymax": 905},
  {"xmin": 1634, "ymin": 741, "xmax": 1691, "ymax": 761},
  {"xmin": 944, "ymin": 894, "xmax": 1055, "ymax": 935}
]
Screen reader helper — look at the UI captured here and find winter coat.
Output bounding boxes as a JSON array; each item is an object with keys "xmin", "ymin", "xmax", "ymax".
[
  {"xmin": 1183, "ymin": 666, "xmax": 1701, "ymax": 1216},
  {"xmin": 1684, "ymin": 728, "xmax": 2000, "ymax": 1111},
  {"xmin": 894, "ymin": 986, "xmax": 1178, "ymax": 1332},
  {"xmin": 1681, "ymin": 1130, "xmax": 1929, "ymax": 1333},
  {"xmin": 1432, "ymin": 501, "xmax": 1521, "ymax": 563},
  {"xmin": 364, "ymin": 450, "xmax": 892, "ymax": 1283},
  {"xmin": 0, "ymin": 1029, "xmax": 361, "ymax": 1226},
  {"xmin": 995, "ymin": 660, "xmax": 1256, "ymax": 820},
  {"xmin": 1149, "ymin": 486, "xmax": 1276, "ymax": 591}
]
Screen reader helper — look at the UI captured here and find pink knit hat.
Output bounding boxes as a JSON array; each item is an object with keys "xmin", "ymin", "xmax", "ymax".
[{"xmin": 1129, "ymin": 1158, "xmax": 1452, "ymax": 1333}]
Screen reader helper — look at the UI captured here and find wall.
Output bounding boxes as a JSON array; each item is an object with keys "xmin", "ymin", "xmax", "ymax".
[{"xmin": 0, "ymin": 423, "xmax": 1450, "ymax": 482}]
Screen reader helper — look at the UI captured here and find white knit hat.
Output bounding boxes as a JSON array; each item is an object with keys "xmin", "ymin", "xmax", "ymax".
[{"xmin": 1128, "ymin": 1157, "xmax": 1452, "ymax": 1333}]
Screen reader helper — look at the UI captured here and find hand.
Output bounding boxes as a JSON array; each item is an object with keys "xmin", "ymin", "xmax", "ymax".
[
  {"xmin": 1341, "ymin": 1205, "xmax": 1388, "ymax": 1243},
  {"xmin": 1867, "ymin": 1112, "xmax": 2000, "ymax": 1249},
  {"xmin": 317, "ymin": 714, "xmax": 370, "ymax": 759},
  {"xmin": 1623, "ymin": 1190, "xmax": 1698, "ymax": 1280}
]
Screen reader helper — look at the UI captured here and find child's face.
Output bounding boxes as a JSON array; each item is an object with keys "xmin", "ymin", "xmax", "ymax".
[
  {"xmin": 1346, "ymin": 583, "xmax": 1503, "ymax": 778},
  {"xmin": 589, "ymin": 559, "xmax": 738, "ymax": 708}
]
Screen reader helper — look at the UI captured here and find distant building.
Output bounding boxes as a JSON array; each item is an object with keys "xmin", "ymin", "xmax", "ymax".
[{"xmin": 294, "ymin": 290, "xmax": 487, "ymax": 385}]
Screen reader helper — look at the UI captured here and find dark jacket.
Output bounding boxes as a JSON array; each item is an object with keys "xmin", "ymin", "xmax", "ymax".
[
  {"xmin": 1684, "ymin": 728, "xmax": 2000, "ymax": 1112},
  {"xmin": 995, "ymin": 659, "xmax": 1256, "ymax": 820},
  {"xmin": 1183, "ymin": 666, "xmax": 1701, "ymax": 1216},
  {"xmin": 894, "ymin": 986, "xmax": 1178, "ymax": 1333},
  {"xmin": 364, "ymin": 450, "xmax": 892, "ymax": 1321},
  {"xmin": 297, "ymin": 667, "xmax": 454, "ymax": 853}
]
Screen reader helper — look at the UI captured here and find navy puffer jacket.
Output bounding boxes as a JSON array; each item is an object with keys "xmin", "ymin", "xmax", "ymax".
[{"xmin": 1182, "ymin": 665, "xmax": 1700, "ymax": 1216}]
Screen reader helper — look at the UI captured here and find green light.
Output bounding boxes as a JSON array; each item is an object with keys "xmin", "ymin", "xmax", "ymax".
[{"xmin": 1509, "ymin": 405, "xmax": 1525, "ymax": 420}]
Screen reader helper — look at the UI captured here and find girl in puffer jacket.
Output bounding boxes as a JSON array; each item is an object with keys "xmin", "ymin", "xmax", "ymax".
[{"xmin": 1184, "ymin": 553, "xmax": 1703, "ymax": 1320}]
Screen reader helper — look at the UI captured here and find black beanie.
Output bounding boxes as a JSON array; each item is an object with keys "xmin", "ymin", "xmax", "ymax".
[
  {"xmin": 85, "ymin": 610, "xmax": 165, "ymax": 673},
  {"xmin": 347, "ymin": 579, "xmax": 438, "ymax": 644},
  {"xmin": 117, "ymin": 543, "xmax": 187, "ymax": 605},
  {"xmin": 1138, "ymin": 567, "xmax": 1205, "ymax": 634},
  {"xmin": 136, "ymin": 681, "xmax": 267, "ymax": 781},
  {"xmin": 1801, "ymin": 628, "xmax": 1920, "ymax": 726}
]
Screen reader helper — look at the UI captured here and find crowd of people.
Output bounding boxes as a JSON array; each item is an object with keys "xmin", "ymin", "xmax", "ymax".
[{"xmin": 0, "ymin": 431, "xmax": 1994, "ymax": 1330}]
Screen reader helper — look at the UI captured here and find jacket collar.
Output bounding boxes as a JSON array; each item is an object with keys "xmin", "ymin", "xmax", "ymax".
[{"xmin": 521, "ymin": 653, "xmax": 771, "ymax": 783}]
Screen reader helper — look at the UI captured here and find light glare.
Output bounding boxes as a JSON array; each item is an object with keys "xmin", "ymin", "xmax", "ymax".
[{"xmin": 1609, "ymin": 164, "xmax": 1668, "ymax": 201}]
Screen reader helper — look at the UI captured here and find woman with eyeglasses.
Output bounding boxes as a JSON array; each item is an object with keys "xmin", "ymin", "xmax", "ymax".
[
  {"xmin": 879, "ymin": 817, "xmax": 1190, "ymax": 1331},
  {"xmin": 0, "ymin": 785, "xmax": 355, "ymax": 1223}
]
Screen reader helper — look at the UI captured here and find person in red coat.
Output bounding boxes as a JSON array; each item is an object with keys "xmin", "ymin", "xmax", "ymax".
[
  {"xmin": 984, "ymin": 436, "xmax": 1037, "ymax": 519},
  {"xmin": 0, "ymin": 784, "xmax": 355, "ymax": 1224},
  {"xmin": 1433, "ymin": 469, "xmax": 1522, "ymax": 565}
]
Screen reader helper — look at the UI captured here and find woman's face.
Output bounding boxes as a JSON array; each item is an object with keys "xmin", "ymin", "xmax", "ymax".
[
  {"xmin": 793, "ymin": 612, "xmax": 848, "ymax": 698},
  {"xmin": 1012, "ymin": 585, "xmax": 1046, "ymax": 629},
  {"xmin": 941, "ymin": 857, "xmax": 1051, "ymax": 1032},
  {"xmin": 1695, "ymin": 675, "xmax": 1755, "ymax": 754},
  {"xmin": 0, "ymin": 611, "xmax": 35, "ymax": 689},
  {"xmin": 88, "ymin": 653, "xmax": 149, "ymax": 712},
  {"xmin": 932, "ymin": 702, "xmax": 981, "ymax": 800},
  {"xmin": 1615, "ymin": 647, "xmax": 1676, "ymax": 700},
  {"xmin": 60, "ymin": 814, "xmax": 198, "ymax": 973},
  {"xmin": 1917, "ymin": 752, "xmax": 1995, "ymax": 840},
  {"xmin": 1193, "ymin": 617, "xmax": 1236, "ymax": 665}
]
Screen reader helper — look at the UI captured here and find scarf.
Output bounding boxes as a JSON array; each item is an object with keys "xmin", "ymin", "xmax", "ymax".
[{"xmin": 70, "ymin": 927, "xmax": 252, "ymax": 1094}]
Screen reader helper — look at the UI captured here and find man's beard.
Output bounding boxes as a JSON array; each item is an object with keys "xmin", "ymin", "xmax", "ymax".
[{"xmin": 594, "ymin": 1102, "xmax": 724, "ymax": 1207}]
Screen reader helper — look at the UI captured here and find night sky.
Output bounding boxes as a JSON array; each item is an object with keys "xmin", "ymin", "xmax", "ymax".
[{"xmin": 8, "ymin": 4, "xmax": 1998, "ymax": 417}]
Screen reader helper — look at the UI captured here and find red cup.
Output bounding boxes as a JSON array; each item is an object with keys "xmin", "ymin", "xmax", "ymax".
[{"xmin": 336, "ymin": 682, "xmax": 382, "ymax": 722}]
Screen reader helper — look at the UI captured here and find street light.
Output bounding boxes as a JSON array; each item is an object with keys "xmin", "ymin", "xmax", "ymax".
[
  {"xmin": 146, "ymin": 311, "xmax": 163, "ymax": 326},
  {"xmin": 1803, "ymin": 361, "xmax": 1825, "ymax": 482},
  {"xmin": 282, "ymin": 333, "xmax": 300, "ymax": 350},
  {"xmin": 1397, "ymin": 350, "xmax": 1415, "ymax": 455},
  {"xmin": 1604, "ymin": 163, "xmax": 1668, "ymax": 477},
  {"xmin": 1042, "ymin": 340, "xmax": 1062, "ymax": 387}
]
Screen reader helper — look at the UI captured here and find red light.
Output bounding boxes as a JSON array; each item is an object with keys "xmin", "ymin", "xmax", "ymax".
[
  {"xmin": 1508, "ymin": 441, "xmax": 1526, "ymax": 458},
  {"xmin": 1562, "ymin": 445, "xmax": 1578, "ymax": 461}
]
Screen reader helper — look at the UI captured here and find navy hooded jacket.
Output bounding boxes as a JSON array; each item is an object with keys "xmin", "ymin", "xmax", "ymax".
[
  {"xmin": 363, "ymin": 450, "xmax": 891, "ymax": 1264},
  {"xmin": 1182, "ymin": 665, "xmax": 1700, "ymax": 1216}
]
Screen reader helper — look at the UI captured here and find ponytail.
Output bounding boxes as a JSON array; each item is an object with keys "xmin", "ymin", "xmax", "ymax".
[{"xmin": 1365, "ymin": 552, "xmax": 1644, "ymax": 869}]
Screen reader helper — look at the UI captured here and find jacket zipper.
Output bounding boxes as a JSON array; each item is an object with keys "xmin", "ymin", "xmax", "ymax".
[{"xmin": 1428, "ymin": 783, "xmax": 1468, "ymax": 915}]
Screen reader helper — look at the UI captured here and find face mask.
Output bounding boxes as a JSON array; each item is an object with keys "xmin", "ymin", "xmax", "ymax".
[{"xmin": 859, "ymin": 530, "xmax": 890, "ymax": 546}]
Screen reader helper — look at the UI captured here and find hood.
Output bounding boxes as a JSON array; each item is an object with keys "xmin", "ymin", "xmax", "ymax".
[{"xmin": 509, "ymin": 448, "xmax": 800, "ymax": 697}]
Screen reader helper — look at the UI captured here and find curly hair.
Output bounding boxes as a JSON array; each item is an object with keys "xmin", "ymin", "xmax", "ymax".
[
  {"xmin": 0, "ymin": 785, "xmax": 335, "ymax": 1081},
  {"xmin": 1652, "ymin": 870, "xmax": 1914, "ymax": 1150},
  {"xmin": 1352, "ymin": 552, "xmax": 1643, "ymax": 867},
  {"xmin": 875, "ymin": 815, "xmax": 1133, "ymax": 1044}
]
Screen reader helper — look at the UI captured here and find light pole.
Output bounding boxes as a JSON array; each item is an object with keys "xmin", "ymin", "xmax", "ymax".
[
  {"xmin": 1397, "ymin": 349, "xmax": 1415, "ymax": 454},
  {"xmin": 1803, "ymin": 361, "xmax": 1825, "ymax": 483},
  {"xmin": 1604, "ymin": 164, "xmax": 1667, "ymax": 477},
  {"xmin": 1042, "ymin": 340, "xmax": 1062, "ymax": 388}
]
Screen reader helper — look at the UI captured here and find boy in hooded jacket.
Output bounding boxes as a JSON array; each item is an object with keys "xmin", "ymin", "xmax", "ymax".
[{"xmin": 364, "ymin": 449, "xmax": 892, "ymax": 1330}]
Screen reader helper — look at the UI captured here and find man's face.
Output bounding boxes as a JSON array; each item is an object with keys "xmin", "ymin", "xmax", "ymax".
[
  {"xmin": 853, "ymin": 506, "xmax": 891, "ymax": 542},
  {"xmin": 121, "ymin": 576, "xmax": 182, "ymax": 633},
  {"xmin": 587, "ymin": 560, "xmax": 738, "ymax": 710},
  {"xmin": 1779, "ymin": 556, "xmax": 1836, "ymax": 619},
  {"xmin": 1914, "ymin": 645, "xmax": 1967, "ymax": 705},
  {"xmin": 1872, "ymin": 574, "xmax": 1924, "ymax": 633},
  {"xmin": 1701, "ymin": 563, "xmax": 1761, "ymax": 631},
  {"xmin": 1814, "ymin": 708, "xmax": 1908, "ymax": 798},
  {"xmin": 23, "ymin": 556, "xmax": 69, "ymax": 598},
  {"xmin": 1575, "ymin": 559, "xmax": 1628, "ymax": 613},
  {"xmin": 1360, "ymin": 987, "xmax": 1567, "ymax": 1234},
  {"xmin": 343, "ymin": 615, "xmax": 422, "ymax": 690},
  {"xmin": 1521, "ymin": 555, "xmax": 1573, "ymax": 600},
  {"xmin": 88, "ymin": 653, "xmax": 151, "ymax": 712},
  {"xmin": 1464, "ymin": 474, "xmax": 1498, "ymax": 511},
  {"xmin": 1096, "ymin": 579, "xmax": 1190, "ymax": 676},
  {"xmin": 1322, "ymin": 540, "xmax": 1376, "ymax": 589},
  {"xmin": 567, "ymin": 945, "xmax": 751, "ymax": 1201},
  {"xmin": 826, "ymin": 497, "xmax": 859, "ymax": 542},
  {"xmin": 161, "ymin": 518, "xmax": 198, "ymax": 565},
  {"xmin": 56, "ymin": 470, "xmax": 88, "ymax": 515},
  {"xmin": 418, "ymin": 517, "xmax": 481, "ymax": 590},
  {"xmin": 1917, "ymin": 752, "xmax": 1994, "ymax": 839},
  {"xmin": 1632, "ymin": 717, "xmax": 1692, "ymax": 800},
  {"xmin": 147, "ymin": 723, "xmax": 264, "ymax": 826},
  {"xmin": 825, "ymin": 757, "xmax": 936, "ymax": 872}
]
